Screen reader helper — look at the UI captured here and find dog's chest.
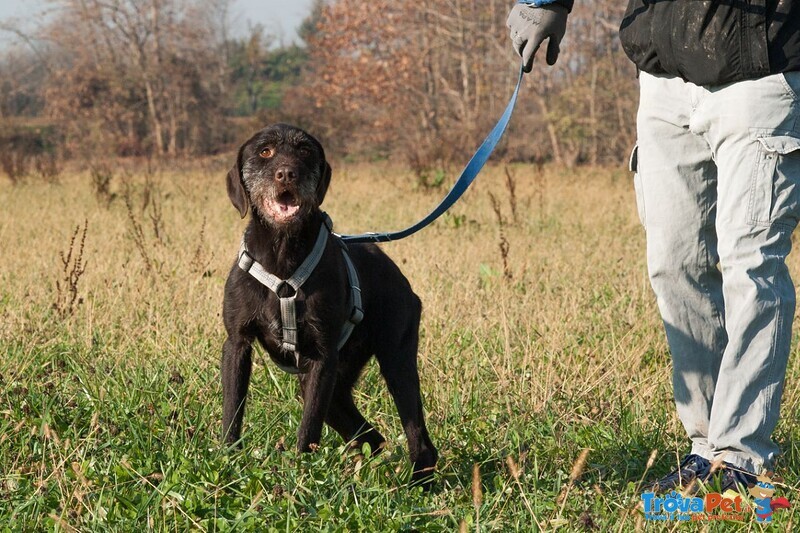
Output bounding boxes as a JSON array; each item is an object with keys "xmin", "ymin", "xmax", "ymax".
[
  {"xmin": 249, "ymin": 288, "xmax": 324, "ymax": 371},
  {"xmin": 250, "ymin": 290, "xmax": 297, "ymax": 341}
]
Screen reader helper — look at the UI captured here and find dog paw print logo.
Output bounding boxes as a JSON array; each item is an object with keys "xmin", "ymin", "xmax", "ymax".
[{"xmin": 748, "ymin": 473, "xmax": 790, "ymax": 523}]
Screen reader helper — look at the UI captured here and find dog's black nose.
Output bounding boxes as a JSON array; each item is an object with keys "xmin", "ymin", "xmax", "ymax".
[{"xmin": 275, "ymin": 166, "xmax": 296, "ymax": 183}]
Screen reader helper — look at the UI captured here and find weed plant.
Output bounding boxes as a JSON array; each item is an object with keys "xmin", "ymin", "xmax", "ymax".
[{"xmin": 1, "ymin": 163, "xmax": 798, "ymax": 530}]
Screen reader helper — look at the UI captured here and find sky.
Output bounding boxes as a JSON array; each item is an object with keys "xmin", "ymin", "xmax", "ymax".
[
  {"xmin": 0, "ymin": 0, "xmax": 314, "ymax": 47},
  {"xmin": 231, "ymin": 0, "xmax": 314, "ymax": 45}
]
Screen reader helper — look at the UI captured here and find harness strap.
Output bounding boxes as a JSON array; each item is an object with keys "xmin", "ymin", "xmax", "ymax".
[
  {"xmin": 238, "ymin": 216, "xmax": 330, "ymax": 359},
  {"xmin": 237, "ymin": 213, "xmax": 363, "ymax": 372},
  {"xmin": 238, "ymin": 216, "xmax": 330, "ymax": 295},
  {"xmin": 279, "ymin": 296, "xmax": 298, "ymax": 352},
  {"xmin": 336, "ymin": 237, "xmax": 364, "ymax": 350}
]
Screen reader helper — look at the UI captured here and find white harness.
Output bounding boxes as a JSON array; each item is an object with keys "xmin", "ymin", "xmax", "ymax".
[{"xmin": 237, "ymin": 214, "xmax": 364, "ymax": 374}]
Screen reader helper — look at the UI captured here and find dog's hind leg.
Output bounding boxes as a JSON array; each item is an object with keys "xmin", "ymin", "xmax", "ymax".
[
  {"xmin": 325, "ymin": 367, "xmax": 386, "ymax": 453},
  {"xmin": 375, "ymin": 302, "xmax": 438, "ymax": 488},
  {"xmin": 221, "ymin": 336, "xmax": 253, "ymax": 446}
]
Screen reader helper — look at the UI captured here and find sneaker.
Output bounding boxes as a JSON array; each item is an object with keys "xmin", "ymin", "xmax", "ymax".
[
  {"xmin": 718, "ymin": 463, "xmax": 757, "ymax": 494},
  {"xmin": 644, "ymin": 454, "xmax": 712, "ymax": 493}
]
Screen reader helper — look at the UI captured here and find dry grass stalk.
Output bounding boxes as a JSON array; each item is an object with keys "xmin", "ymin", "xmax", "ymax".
[
  {"xmin": 487, "ymin": 192, "xmax": 512, "ymax": 280},
  {"xmin": 472, "ymin": 463, "xmax": 483, "ymax": 509},
  {"xmin": 506, "ymin": 455, "xmax": 521, "ymax": 480},
  {"xmin": 506, "ymin": 455, "xmax": 543, "ymax": 528},
  {"xmin": 472, "ymin": 463, "xmax": 483, "ymax": 532},
  {"xmin": 90, "ymin": 163, "xmax": 115, "ymax": 207},
  {"xmin": 570, "ymin": 448, "xmax": 591, "ymax": 482},
  {"xmin": 634, "ymin": 512, "xmax": 644, "ymax": 532},
  {"xmin": 47, "ymin": 513, "xmax": 78, "ymax": 533},
  {"xmin": 503, "ymin": 165, "xmax": 518, "ymax": 224},
  {"xmin": 634, "ymin": 448, "xmax": 659, "ymax": 494},
  {"xmin": 681, "ymin": 478, "xmax": 697, "ymax": 497},
  {"xmin": 533, "ymin": 160, "xmax": 546, "ymax": 226},
  {"xmin": 645, "ymin": 449, "xmax": 658, "ymax": 470},
  {"xmin": 556, "ymin": 447, "xmax": 591, "ymax": 519},
  {"xmin": 55, "ymin": 219, "xmax": 88, "ymax": 318},
  {"xmin": 709, "ymin": 454, "xmax": 726, "ymax": 474},
  {"xmin": 124, "ymin": 191, "xmax": 154, "ymax": 274},
  {"xmin": 189, "ymin": 216, "xmax": 214, "ymax": 276},
  {"xmin": 149, "ymin": 191, "xmax": 164, "ymax": 245}
]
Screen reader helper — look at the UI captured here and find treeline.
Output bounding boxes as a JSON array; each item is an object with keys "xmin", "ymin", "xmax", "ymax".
[{"xmin": 0, "ymin": 0, "xmax": 637, "ymax": 178}]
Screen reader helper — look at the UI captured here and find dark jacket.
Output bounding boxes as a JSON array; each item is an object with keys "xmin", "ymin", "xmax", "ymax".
[
  {"xmin": 555, "ymin": 0, "xmax": 574, "ymax": 12},
  {"xmin": 619, "ymin": 1, "xmax": 800, "ymax": 86}
]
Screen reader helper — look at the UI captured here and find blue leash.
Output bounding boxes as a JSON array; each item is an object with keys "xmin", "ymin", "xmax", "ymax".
[{"xmin": 340, "ymin": 66, "xmax": 525, "ymax": 244}]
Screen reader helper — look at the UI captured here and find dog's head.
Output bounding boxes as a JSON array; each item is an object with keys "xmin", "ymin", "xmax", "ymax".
[{"xmin": 227, "ymin": 124, "xmax": 331, "ymax": 228}]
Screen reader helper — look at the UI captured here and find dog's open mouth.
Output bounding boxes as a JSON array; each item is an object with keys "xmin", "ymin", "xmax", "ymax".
[{"xmin": 266, "ymin": 190, "xmax": 301, "ymax": 222}]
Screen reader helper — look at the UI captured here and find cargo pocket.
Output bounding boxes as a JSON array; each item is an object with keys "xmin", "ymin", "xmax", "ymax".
[
  {"xmin": 748, "ymin": 133, "xmax": 800, "ymax": 228},
  {"xmin": 630, "ymin": 144, "xmax": 645, "ymax": 228}
]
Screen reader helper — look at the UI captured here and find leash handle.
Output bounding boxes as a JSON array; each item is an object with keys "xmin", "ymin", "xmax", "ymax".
[{"xmin": 340, "ymin": 66, "xmax": 525, "ymax": 244}]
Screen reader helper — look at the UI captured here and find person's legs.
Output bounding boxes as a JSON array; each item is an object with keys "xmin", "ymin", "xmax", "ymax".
[
  {"xmin": 636, "ymin": 72, "xmax": 727, "ymax": 461},
  {"xmin": 693, "ymin": 72, "xmax": 800, "ymax": 474}
]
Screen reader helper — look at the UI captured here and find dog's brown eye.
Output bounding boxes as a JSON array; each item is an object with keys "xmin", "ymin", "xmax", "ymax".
[{"xmin": 260, "ymin": 148, "xmax": 275, "ymax": 158}]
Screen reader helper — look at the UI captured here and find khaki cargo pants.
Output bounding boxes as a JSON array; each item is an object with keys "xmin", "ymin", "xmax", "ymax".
[{"xmin": 633, "ymin": 70, "xmax": 800, "ymax": 473}]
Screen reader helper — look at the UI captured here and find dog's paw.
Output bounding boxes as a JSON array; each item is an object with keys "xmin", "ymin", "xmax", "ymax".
[
  {"xmin": 347, "ymin": 429, "xmax": 387, "ymax": 457},
  {"xmin": 221, "ymin": 434, "xmax": 244, "ymax": 451},
  {"xmin": 410, "ymin": 449, "xmax": 438, "ymax": 491}
]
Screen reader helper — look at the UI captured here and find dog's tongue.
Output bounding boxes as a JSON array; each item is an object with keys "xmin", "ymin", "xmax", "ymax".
[
  {"xmin": 277, "ymin": 203, "xmax": 299, "ymax": 217},
  {"xmin": 267, "ymin": 192, "xmax": 300, "ymax": 221}
]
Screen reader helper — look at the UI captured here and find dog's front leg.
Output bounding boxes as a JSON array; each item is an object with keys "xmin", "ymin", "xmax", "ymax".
[
  {"xmin": 296, "ymin": 349, "xmax": 338, "ymax": 452},
  {"xmin": 221, "ymin": 336, "xmax": 253, "ymax": 446}
]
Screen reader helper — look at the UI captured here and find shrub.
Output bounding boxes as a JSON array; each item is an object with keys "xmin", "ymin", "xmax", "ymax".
[{"xmin": 0, "ymin": 124, "xmax": 63, "ymax": 184}]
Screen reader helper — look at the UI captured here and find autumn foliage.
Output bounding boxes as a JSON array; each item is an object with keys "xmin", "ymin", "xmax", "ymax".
[
  {"xmin": 0, "ymin": 0, "xmax": 638, "ymax": 174},
  {"xmin": 294, "ymin": 0, "xmax": 526, "ymax": 174},
  {"xmin": 286, "ymin": 1, "xmax": 637, "ymax": 171}
]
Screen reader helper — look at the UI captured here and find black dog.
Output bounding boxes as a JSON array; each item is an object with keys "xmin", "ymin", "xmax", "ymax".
[{"xmin": 222, "ymin": 123, "xmax": 437, "ymax": 486}]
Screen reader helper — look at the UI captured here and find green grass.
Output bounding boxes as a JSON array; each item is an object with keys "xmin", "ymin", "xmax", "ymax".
[{"xmin": 1, "ymin": 162, "xmax": 799, "ymax": 530}]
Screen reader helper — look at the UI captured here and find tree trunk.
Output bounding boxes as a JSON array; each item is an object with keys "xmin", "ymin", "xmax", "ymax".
[
  {"xmin": 533, "ymin": 92, "xmax": 563, "ymax": 164},
  {"xmin": 144, "ymin": 78, "xmax": 165, "ymax": 156}
]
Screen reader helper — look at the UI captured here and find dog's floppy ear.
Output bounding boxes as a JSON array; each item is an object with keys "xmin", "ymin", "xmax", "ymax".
[
  {"xmin": 316, "ymin": 161, "xmax": 332, "ymax": 205},
  {"xmin": 226, "ymin": 147, "xmax": 248, "ymax": 219}
]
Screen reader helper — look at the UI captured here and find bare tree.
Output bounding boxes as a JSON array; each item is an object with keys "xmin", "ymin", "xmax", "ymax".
[
  {"xmin": 41, "ymin": 0, "xmax": 230, "ymax": 158},
  {"xmin": 0, "ymin": 0, "xmax": 638, "ymax": 168},
  {"xmin": 293, "ymin": 0, "xmax": 637, "ymax": 170}
]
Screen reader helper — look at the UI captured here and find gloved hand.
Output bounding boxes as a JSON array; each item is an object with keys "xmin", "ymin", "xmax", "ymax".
[{"xmin": 506, "ymin": 3, "xmax": 569, "ymax": 72}]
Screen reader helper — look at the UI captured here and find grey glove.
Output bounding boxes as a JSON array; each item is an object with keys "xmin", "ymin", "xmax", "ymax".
[{"xmin": 506, "ymin": 3, "xmax": 569, "ymax": 72}]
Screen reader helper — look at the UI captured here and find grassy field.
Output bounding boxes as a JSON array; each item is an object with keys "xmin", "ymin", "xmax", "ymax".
[{"xmin": 1, "ymin": 160, "xmax": 799, "ymax": 531}]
